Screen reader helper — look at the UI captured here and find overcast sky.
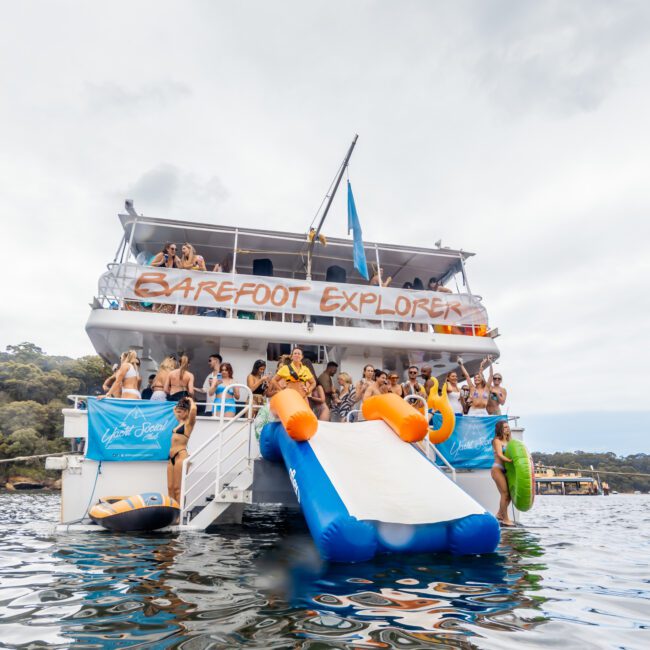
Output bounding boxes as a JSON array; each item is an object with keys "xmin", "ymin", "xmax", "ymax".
[{"xmin": 1, "ymin": 1, "xmax": 648, "ymax": 451}]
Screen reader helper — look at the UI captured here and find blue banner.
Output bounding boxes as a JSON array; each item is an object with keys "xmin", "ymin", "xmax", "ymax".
[
  {"xmin": 87, "ymin": 398, "xmax": 177, "ymax": 461},
  {"xmin": 433, "ymin": 414, "xmax": 507, "ymax": 469}
]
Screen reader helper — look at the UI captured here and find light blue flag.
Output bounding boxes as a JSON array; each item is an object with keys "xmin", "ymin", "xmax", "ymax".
[{"xmin": 347, "ymin": 181, "xmax": 369, "ymax": 280}]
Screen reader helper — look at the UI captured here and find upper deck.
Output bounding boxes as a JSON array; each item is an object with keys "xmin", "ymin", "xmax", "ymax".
[{"xmin": 87, "ymin": 204, "xmax": 499, "ymax": 376}]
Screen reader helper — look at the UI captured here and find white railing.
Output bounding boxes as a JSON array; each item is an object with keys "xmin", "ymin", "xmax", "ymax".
[
  {"xmin": 66, "ymin": 394, "xmax": 255, "ymax": 420},
  {"xmin": 179, "ymin": 384, "xmax": 254, "ymax": 525},
  {"xmin": 403, "ymin": 394, "xmax": 457, "ymax": 481}
]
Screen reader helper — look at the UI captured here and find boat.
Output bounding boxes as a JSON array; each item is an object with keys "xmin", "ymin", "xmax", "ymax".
[
  {"xmin": 535, "ymin": 466, "xmax": 600, "ymax": 495},
  {"xmin": 53, "ymin": 143, "xmax": 529, "ymax": 557}
]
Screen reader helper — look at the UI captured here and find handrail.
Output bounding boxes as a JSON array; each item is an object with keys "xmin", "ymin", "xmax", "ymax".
[
  {"xmin": 179, "ymin": 386, "xmax": 255, "ymax": 523},
  {"xmin": 424, "ymin": 438, "xmax": 457, "ymax": 482},
  {"xmin": 403, "ymin": 394, "xmax": 428, "ymax": 411}
]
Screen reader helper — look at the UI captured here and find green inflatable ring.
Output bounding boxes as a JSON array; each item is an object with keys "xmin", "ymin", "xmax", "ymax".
[{"xmin": 504, "ymin": 439, "xmax": 535, "ymax": 512}]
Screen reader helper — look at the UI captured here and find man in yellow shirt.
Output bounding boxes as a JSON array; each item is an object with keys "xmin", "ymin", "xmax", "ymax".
[{"xmin": 270, "ymin": 347, "xmax": 316, "ymax": 400}]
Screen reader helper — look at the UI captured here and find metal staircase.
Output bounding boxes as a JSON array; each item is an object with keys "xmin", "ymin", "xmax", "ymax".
[{"xmin": 178, "ymin": 385, "xmax": 256, "ymax": 529}]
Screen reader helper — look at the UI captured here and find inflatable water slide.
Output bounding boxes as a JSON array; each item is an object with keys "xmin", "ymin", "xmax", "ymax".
[{"xmin": 260, "ymin": 390, "xmax": 500, "ymax": 562}]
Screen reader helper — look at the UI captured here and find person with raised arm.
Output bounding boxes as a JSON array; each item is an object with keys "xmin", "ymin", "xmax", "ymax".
[
  {"xmin": 150, "ymin": 243, "xmax": 181, "ymax": 268},
  {"xmin": 209, "ymin": 362, "xmax": 240, "ymax": 418},
  {"xmin": 491, "ymin": 420, "xmax": 514, "ymax": 526},
  {"xmin": 167, "ymin": 396, "xmax": 197, "ymax": 507},
  {"xmin": 458, "ymin": 356, "xmax": 494, "ymax": 416},
  {"xmin": 247, "ymin": 359, "xmax": 270, "ymax": 407}
]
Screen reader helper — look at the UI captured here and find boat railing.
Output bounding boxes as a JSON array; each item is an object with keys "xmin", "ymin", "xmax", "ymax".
[
  {"xmin": 403, "ymin": 394, "xmax": 457, "ymax": 481},
  {"xmin": 65, "ymin": 394, "xmax": 258, "ymax": 419},
  {"xmin": 94, "ymin": 262, "xmax": 490, "ymax": 336},
  {"xmin": 179, "ymin": 384, "xmax": 254, "ymax": 524}
]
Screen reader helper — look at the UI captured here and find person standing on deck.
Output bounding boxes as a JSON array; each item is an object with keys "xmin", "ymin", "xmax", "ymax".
[
  {"xmin": 167, "ymin": 396, "xmax": 197, "ymax": 508},
  {"xmin": 317, "ymin": 361, "xmax": 339, "ymax": 409},
  {"xmin": 420, "ymin": 365, "xmax": 434, "ymax": 395},
  {"xmin": 363, "ymin": 370, "xmax": 390, "ymax": 400},
  {"xmin": 269, "ymin": 347, "xmax": 316, "ymax": 401},
  {"xmin": 165, "ymin": 355, "xmax": 195, "ymax": 402},
  {"xmin": 487, "ymin": 373, "xmax": 507, "ymax": 415},
  {"xmin": 458, "ymin": 356, "xmax": 494, "ymax": 416},
  {"xmin": 202, "ymin": 354, "xmax": 223, "ymax": 411},
  {"xmin": 402, "ymin": 366, "xmax": 426, "ymax": 404}
]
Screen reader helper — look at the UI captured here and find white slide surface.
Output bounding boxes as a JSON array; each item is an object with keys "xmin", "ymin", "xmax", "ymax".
[{"xmin": 309, "ymin": 421, "xmax": 485, "ymax": 525}]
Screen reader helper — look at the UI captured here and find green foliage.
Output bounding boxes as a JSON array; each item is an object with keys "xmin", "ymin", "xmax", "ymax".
[
  {"xmin": 533, "ymin": 451, "xmax": 650, "ymax": 493},
  {"xmin": 0, "ymin": 342, "xmax": 110, "ymax": 482}
]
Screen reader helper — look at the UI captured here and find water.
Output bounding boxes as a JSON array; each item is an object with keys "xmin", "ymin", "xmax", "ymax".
[{"xmin": 0, "ymin": 494, "xmax": 648, "ymax": 649}]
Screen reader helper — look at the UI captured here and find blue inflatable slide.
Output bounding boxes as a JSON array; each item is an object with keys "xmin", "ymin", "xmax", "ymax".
[{"xmin": 260, "ymin": 417, "xmax": 500, "ymax": 563}]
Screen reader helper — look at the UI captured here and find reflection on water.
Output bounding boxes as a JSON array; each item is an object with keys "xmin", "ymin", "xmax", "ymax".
[{"xmin": 0, "ymin": 493, "xmax": 648, "ymax": 648}]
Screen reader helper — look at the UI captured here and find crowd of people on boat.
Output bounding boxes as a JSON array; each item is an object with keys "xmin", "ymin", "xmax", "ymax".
[
  {"xmin": 99, "ymin": 348, "xmax": 507, "ymax": 422},
  {"xmin": 97, "ymin": 346, "xmax": 513, "ymax": 526}
]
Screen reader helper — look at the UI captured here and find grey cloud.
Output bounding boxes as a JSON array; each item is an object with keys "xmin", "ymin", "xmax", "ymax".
[
  {"xmin": 471, "ymin": 0, "xmax": 650, "ymax": 115},
  {"xmin": 124, "ymin": 164, "xmax": 228, "ymax": 212},
  {"xmin": 85, "ymin": 80, "xmax": 191, "ymax": 113}
]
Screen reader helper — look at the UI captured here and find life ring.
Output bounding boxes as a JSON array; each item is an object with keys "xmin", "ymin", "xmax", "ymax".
[
  {"xmin": 89, "ymin": 493, "xmax": 179, "ymax": 531},
  {"xmin": 426, "ymin": 378, "xmax": 455, "ymax": 444},
  {"xmin": 504, "ymin": 440, "xmax": 535, "ymax": 511}
]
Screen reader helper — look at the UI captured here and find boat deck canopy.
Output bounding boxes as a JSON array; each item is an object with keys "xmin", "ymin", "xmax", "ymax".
[{"xmin": 118, "ymin": 211, "xmax": 474, "ymax": 287}]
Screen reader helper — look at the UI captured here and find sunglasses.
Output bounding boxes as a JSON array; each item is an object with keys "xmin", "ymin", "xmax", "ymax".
[
  {"xmin": 494, "ymin": 377, "xmax": 502, "ymax": 381},
  {"xmin": 408, "ymin": 371, "xmax": 417, "ymax": 375}
]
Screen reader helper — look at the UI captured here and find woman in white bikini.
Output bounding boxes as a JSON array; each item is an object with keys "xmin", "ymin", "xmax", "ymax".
[
  {"xmin": 103, "ymin": 350, "xmax": 141, "ymax": 399},
  {"xmin": 164, "ymin": 355, "xmax": 195, "ymax": 402},
  {"xmin": 151, "ymin": 356, "xmax": 178, "ymax": 401},
  {"xmin": 491, "ymin": 420, "xmax": 514, "ymax": 526},
  {"xmin": 459, "ymin": 356, "xmax": 494, "ymax": 415}
]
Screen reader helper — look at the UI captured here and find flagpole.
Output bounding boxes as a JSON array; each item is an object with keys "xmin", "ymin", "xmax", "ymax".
[{"xmin": 306, "ymin": 134, "xmax": 358, "ymax": 281}]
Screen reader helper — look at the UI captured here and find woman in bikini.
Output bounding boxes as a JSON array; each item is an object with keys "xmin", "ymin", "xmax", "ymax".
[
  {"xmin": 164, "ymin": 355, "xmax": 195, "ymax": 402},
  {"xmin": 103, "ymin": 350, "xmax": 141, "ymax": 399},
  {"xmin": 167, "ymin": 396, "xmax": 197, "ymax": 506},
  {"xmin": 209, "ymin": 362, "xmax": 240, "ymax": 418},
  {"xmin": 458, "ymin": 356, "xmax": 494, "ymax": 415},
  {"xmin": 151, "ymin": 356, "xmax": 178, "ymax": 401},
  {"xmin": 491, "ymin": 420, "xmax": 514, "ymax": 526}
]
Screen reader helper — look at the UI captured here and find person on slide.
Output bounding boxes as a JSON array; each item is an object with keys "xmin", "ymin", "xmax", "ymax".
[
  {"xmin": 269, "ymin": 347, "xmax": 315, "ymax": 402},
  {"xmin": 491, "ymin": 420, "xmax": 514, "ymax": 526},
  {"xmin": 167, "ymin": 396, "xmax": 197, "ymax": 509}
]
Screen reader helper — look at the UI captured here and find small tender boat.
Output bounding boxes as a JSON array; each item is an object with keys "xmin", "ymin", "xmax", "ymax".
[{"xmin": 89, "ymin": 493, "xmax": 179, "ymax": 531}]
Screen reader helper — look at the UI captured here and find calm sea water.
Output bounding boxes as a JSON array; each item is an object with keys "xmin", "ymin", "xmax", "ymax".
[{"xmin": 0, "ymin": 493, "xmax": 648, "ymax": 649}]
